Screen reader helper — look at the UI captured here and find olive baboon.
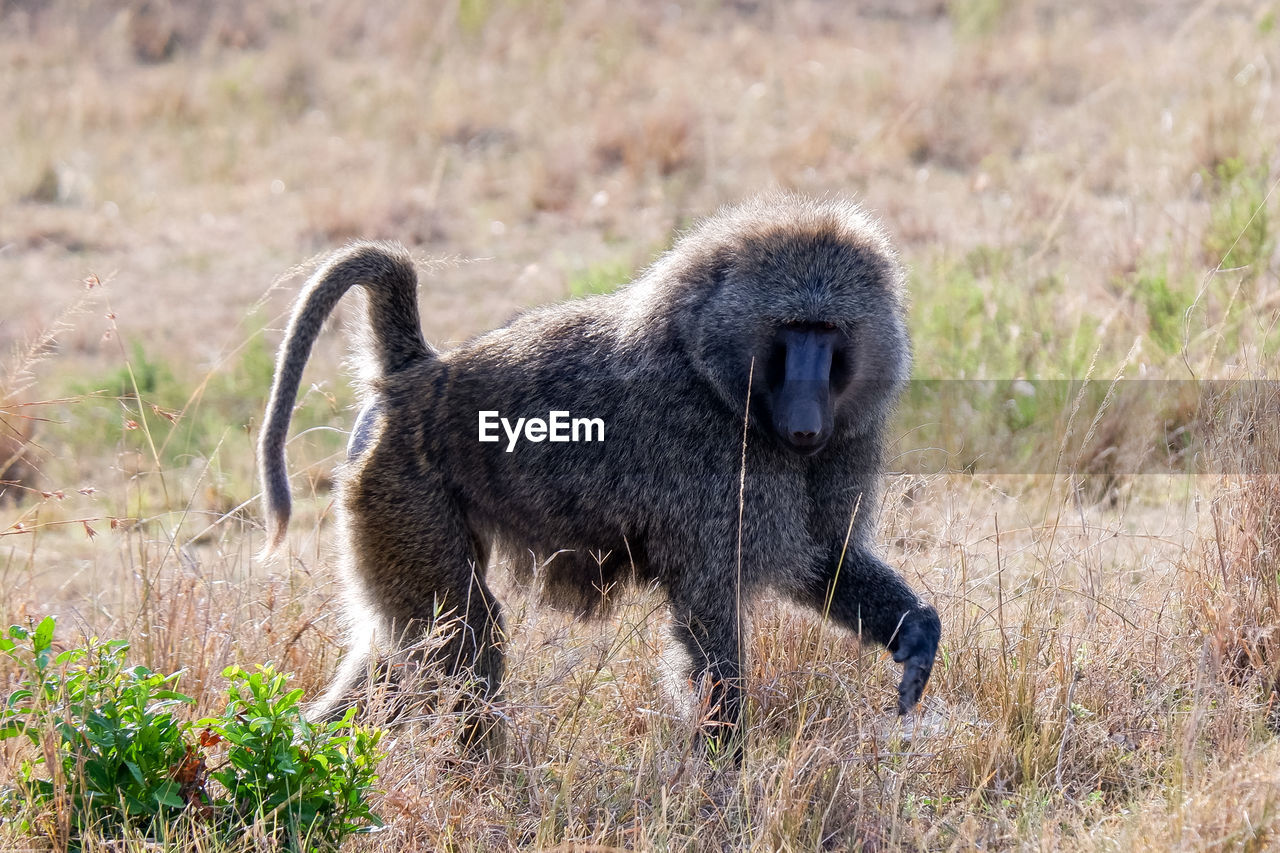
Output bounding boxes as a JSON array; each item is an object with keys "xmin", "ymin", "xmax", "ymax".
[{"xmin": 259, "ymin": 194, "xmax": 941, "ymax": 754}]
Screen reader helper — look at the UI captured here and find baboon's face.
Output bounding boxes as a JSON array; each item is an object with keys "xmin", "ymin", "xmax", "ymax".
[
  {"xmin": 679, "ymin": 220, "xmax": 907, "ymax": 451},
  {"xmin": 762, "ymin": 321, "xmax": 851, "ymax": 455}
]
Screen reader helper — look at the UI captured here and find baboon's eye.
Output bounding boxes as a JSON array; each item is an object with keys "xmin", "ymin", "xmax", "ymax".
[{"xmin": 782, "ymin": 321, "xmax": 838, "ymax": 331}]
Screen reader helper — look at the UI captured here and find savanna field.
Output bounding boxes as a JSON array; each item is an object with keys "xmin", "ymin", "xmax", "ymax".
[{"xmin": 2, "ymin": 1, "xmax": 1280, "ymax": 850}]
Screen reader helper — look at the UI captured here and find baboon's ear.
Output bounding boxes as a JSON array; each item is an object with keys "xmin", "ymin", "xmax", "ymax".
[
  {"xmin": 684, "ymin": 245, "xmax": 733, "ymax": 293},
  {"xmin": 708, "ymin": 248, "xmax": 735, "ymax": 288}
]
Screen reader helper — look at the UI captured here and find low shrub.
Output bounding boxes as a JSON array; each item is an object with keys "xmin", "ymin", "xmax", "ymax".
[{"xmin": 0, "ymin": 616, "xmax": 383, "ymax": 851}]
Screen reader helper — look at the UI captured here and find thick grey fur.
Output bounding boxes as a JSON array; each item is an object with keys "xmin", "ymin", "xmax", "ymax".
[{"xmin": 258, "ymin": 194, "xmax": 941, "ymax": 754}]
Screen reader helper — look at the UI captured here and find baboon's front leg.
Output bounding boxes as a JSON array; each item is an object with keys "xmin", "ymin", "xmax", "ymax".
[
  {"xmin": 668, "ymin": 590, "xmax": 745, "ymax": 762},
  {"xmin": 799, "ymin": 546, "xmax": 940, "ymax": 714}
]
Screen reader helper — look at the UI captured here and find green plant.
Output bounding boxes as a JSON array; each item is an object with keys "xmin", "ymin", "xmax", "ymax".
[
  {"xmin": 1129, "ymin": 260, "xmax": 1194, "ymax": 356},
  {"xmin": 51, "ymin": 329, "xmax": 350, "ymax": 518},
  {"xmin": 0, "ymin": 617, "xmax": 383, "ymax": 852},
  {"xmin": 0, "ymin": 617, "xmax": 195, "ymax": 844},
  {"xmin": 1204, "ymin": 156, "xmax": 1273, "ymax": 276},
  {"xmin": 198, "ymin": 665, "xmax": 384, "ymax": 851},
  {"xmin": 69, "ymin": 332, "xmax": 343, "ymax": 461},
  {"xmin": 911, "ymin": 249, "xmax": 1103, "ymax": 379}
]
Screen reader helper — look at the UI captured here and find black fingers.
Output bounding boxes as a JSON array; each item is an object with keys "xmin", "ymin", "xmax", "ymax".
[{"xmin": 890, "ymin": 605, "xmax": 941, "ymax": 715}]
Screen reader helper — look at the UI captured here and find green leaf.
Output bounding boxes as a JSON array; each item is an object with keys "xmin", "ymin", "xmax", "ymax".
[
  {"xmin": 0, "ymin": 721, "xmax": 29, "ymax": 740},
  {"xmin": 152, "ymin": 690, "xmax": 195, "ymax": 704},
  {"xmin": 278, "ymin": 687, "xmax": 305, "ymax": 709},
  {"xmin": 33, "ymin": 615, "xmax": 55, "ymax": 651},
  {"xmin": 152, "ymin": 781, "xmax": 185, "ymax": 810},
  {"xmin": 124, "ymin": 793, "xmax": 154, "ymax": 815},
  {"xmin": 83, "ymin": 761, "xmax": 114, "ymax": 792},
  {"xmin": 83, "ymin": 726, "xmax": 117, "ymax": 748},
  {"xmin": 54, "ymin": 647, "xmax": 85, "ymax": 665}
]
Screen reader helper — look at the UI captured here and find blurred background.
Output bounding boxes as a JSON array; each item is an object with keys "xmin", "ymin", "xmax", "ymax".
[
  {"xmin": 2, "ymin": 2, "xmax": 1280, "ymax": 849},
  {"xmin": 4, "ymin": 0, "xmax": 1277, "ymax": 447},
  {"xmin": 3, "ymin": 1, "xmax": 1277, "ymax": 496}
]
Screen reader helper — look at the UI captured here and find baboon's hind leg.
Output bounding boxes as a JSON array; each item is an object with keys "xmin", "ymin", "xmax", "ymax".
[
  {"xmin": 310, "ymin": 620, "xmax": 379, "ymax": 722},
  {"xmin": 326, "ymin": 457, "xmax": 505, "ymax": 742}
]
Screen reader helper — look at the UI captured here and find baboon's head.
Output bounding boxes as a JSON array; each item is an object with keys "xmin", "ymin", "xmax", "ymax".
[{"xmin": 662, "ymin": 196, "xmax": 910, "ymax": 453}]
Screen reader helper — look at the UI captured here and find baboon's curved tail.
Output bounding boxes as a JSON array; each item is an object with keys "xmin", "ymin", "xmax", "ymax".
[{"xmin": 259, "ymin": 242, "xmax": 432, "ymax": 556}]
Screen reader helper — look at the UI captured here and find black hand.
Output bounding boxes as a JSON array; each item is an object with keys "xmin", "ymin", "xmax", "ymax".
[{"xmin": 891, "ymin": 606, "xmax": 941, "ymax": 715}]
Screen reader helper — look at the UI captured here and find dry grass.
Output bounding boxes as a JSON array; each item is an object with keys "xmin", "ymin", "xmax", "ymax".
[{"xmin": 2, "ymin": 0, "xmax": 1280, "ymax": 850}]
